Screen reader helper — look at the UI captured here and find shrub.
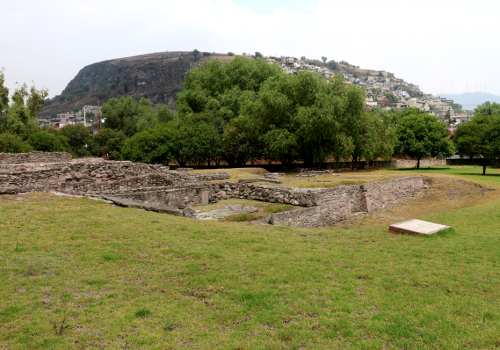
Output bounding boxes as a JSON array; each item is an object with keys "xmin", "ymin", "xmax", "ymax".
[
  {"xmin": 26, "ymin": 131, "xmax": 71, "ymax": 153},
  {"xmin": 89, "ymin": 128, "xmax": 126, "ymax": 160},
  {"xmin": 227, "ymin": 52, "xmax": 234, "ymax": 56},
  {"xmin": 0, "ymin": 133, "xmax": 33, "ymax": 153},
  {"xmin": 60, "ymin": 124, "xmax": 91, "ymax": 157},
  {"xmin": 202, "ymin": 52, "xmax": 211, "ymax": 56}
]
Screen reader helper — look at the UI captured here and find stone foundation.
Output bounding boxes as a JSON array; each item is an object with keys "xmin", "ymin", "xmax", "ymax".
[
  {"xmin": 391, "ymin": 159, "xmax": 446, "ymax": 168},
  {"xmin": 0, "ymin": 151, "xmax": 72, "ymax": 164},
  {"xmin": 0, "ymin": 152, "xmax": 426, "ymax": 227}
]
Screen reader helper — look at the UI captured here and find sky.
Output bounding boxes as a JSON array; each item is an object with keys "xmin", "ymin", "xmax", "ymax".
[{"xmin": 1, "ymin": 0, "xmax": 500, "ymax": 99}]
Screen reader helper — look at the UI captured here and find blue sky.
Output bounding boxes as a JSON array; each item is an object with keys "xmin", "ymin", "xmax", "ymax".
[{"xmin": 1, "ymin": 0, "xmax": 500, "ymax": 99}]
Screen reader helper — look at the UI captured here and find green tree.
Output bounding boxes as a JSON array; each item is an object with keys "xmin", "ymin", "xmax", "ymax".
[
  {"xmin": 60, "ymin": 124, "xmax": 90, "ymax": 156},
  {"xmin": 384, "ymin": 92, "xmax": 398, "ymax": 103},
  {"xmin": 102, "ymin": 96, "xmax": 172, "ymax": 136},
  {"xmin": 395, "ymin": 113, "xmax": 454, "ymax": 169},
  {"xmin": 0, "ymin": 68, "xmax": 10, "ymax": 119},
  {"xmin": 454, "ymin": 114, "xmax": 500, "ymax": 175},
  {"xmin": 121, "ymin": 124, "xmax": 176, "ymax": 164},
  {"xmin": 321, "ymin": 56, "xmax": 327, "ymax": 63},
  {"xmin": 371, "ymin": 88, "xmax": 381, "ymax": 94},
  {"xmin": 27, "ymin": 131, "xmax": 71, "ymax": 153},
  {"xmin": 244, "ymin": 73, "xmax": 364, "ymax": 166},
  {"xmin": 326, "ymin": 60, "xmax": 337, "ymax": 70},
  {"xmin": 474, "ymin": 101, "xmax": 500, "ymax": 116},
  {"xmin": 300, "ymin": 56, "xmax": 306, "ymax": 61},
  {"xmin": 348, "ymin": 111, "xmax": 396, "ymax": 169},
  {"xmin": 89, "ymin": 128, "xmax": 126, "ymax": 160},
  {"xmin": 0, "ymin": 70, "xmax": 48, "ymax": 136},
  {"xmin": 192, "ymin": 49, "xmax": 200, "ymax": 58},
  {"xmin": 0, "ymin": 133, "xmax": 33, "ymax": 153},
  {"xmin": 444, "ymin": 110, "xmax": 451, "ymax": 125},
  {"xmin": 174, "ymin": 122, "xmax": 222, "ymax": 166},
  {"xmin": 222, "ymin": 115, "xmax": 262, "ymax": 166},
  {"xmin": 227, "ymin": 52, "xmax": 234, "ymax": 56},
  {"xmin": 254, "ymin": 52, "xmax": 263, "ymax": 58}
]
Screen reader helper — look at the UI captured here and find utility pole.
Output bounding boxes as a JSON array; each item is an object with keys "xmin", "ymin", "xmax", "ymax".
[{"xmin": 97, "ymin": 100, "xmax": 101, "ymax": 133}]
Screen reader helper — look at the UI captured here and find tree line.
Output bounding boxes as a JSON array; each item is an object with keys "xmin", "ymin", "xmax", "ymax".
[{"xmin": 7, "ymin": 60, "xmax": 500, "ymax": 172}]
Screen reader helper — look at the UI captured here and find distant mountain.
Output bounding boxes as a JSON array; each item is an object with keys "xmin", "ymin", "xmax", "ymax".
[
  {"xmin": 434, "ymin": 92, "xmax": 500, "ymax": 111},
  {"xmin": 39, "ymin": 51, "xmax": 236, "ymax": 118}
]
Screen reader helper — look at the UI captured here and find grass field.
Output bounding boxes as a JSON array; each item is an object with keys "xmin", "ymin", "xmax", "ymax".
[{"xmin": 1, "ymin": 166, "xmax": 500, "ymax": 349}]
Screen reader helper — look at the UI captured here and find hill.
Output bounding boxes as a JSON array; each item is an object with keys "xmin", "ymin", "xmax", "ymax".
[
  {"xmin": 434, "ymin": 92, "xmax": 500, "ymax": 111},
  {"xmin": 39, "ymin": 52, "xmax": 405, "ymax": 119},
  {"xmin": 39, "ymin": 51, "xmax": 236, "ymax": 118}
]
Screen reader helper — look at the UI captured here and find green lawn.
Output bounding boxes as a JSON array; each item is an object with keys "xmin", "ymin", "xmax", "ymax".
[{"xmin": 1, "ymin": 166, "xmax": 500, "ymax": 349}]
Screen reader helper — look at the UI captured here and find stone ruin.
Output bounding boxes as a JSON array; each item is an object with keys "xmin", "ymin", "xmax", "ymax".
[{"xmin": 0, "ymin": 152, "xmax": 427, "ymax": 228}]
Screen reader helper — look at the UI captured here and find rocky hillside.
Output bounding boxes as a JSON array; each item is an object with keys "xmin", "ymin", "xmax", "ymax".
[{"xmin": 39, "ymin": 51, "xmax": 236, "ymax": 118}]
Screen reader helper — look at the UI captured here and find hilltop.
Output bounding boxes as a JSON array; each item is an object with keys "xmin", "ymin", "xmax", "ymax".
[
  {"xmin": 39, "ymin": 51, "xmax": 422, "ymax": 119},
  {"xmin": 39, "ymin": 51, "xmax": 236, "ymax": 118}
]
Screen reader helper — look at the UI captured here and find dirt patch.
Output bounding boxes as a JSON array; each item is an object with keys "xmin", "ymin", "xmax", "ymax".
[{"xmin": 331, "ymin": 174, "xmax": 499, "ymax": 230}]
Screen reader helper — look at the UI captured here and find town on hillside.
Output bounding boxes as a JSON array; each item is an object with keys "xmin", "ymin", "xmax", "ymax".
[
  {"xmin": 266, "ymin": 56, "xmax": 470, "ymax": 126},
  {"xmin": 38, "ymin": 54, "xmax": 471, "ymax": 130},
  {"xmin": 38, "ymin": 105, "xmax": 101, "ymax": 132}
]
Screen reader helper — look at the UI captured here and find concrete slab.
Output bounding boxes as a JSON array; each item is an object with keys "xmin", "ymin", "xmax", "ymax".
[{"xmin": 389, "ymin": 219, "xmax": 451, "ymax": 235}]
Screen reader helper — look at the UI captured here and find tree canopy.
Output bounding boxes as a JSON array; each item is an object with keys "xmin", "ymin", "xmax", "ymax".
[
  {"xmin": 395, "ymin": 112, "xmax": 454, "ymax": 169},
  {"xmin": 454, "ymin": 114, "xmax": 500, "ymax": 175}
]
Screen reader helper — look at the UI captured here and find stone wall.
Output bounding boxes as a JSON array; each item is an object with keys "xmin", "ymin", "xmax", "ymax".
[
  {"xmin": 193, "ymin": 172, "xmax": 230, "ymax": 181},
  {"xmin": 362, "ymin": 176, "xmax": 424, "ymax": 212},
  {"xmin": 216, "ymin": 176, "xmax": 424, "ymax": 228},
  {"xmin": 0, "ymin": 159, "xmax": 173, "ymax": 192},
  {"xmin": 268, "ymin": 205, "xmax": 350, "ymax": 229},
  {"xmin": 0, "ymin": 151, "xmax": 72, "ymax": 164},
  {"xmin": 209, "ymin": 182, "xmax": 321, "ymax": 207},
  {"xmin": 391, "ymin": 159, "xmax": 446, "ymax": 168},
  {"xmin": 0, "ymin": 152, "xmax": 426, "ymax": 227},
  {"xmin": 117, "ymin": 185, "xmax": 212, "ymax": 207}
]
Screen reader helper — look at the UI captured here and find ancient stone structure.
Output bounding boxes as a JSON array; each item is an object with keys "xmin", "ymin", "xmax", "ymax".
[
  {"xmin": 193, "ymin": 172, "xmax": 230, "ymax": 181},
  {"xmin": 238, "ymin": 178, "xmax": 283, "ymax": 184},
  {"xmin": 209, "ymin": 177, "xmax": 424, "ymax": 228},
  {"xmin": 391, "ymin": 159, "xmax": 446, "ymax": 168},
  {"xmin": 0, "ymin": 152, "xmax": 426, "ymax": 228},
  {"xmin": 265, "ymin": 173, "xmax": 285, "ymax": 179},
  {"xmin": 0, "ymin": 152, "xmax": 72, "ymax": 165}
]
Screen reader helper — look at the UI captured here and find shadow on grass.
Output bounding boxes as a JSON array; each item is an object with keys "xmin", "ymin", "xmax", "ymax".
[{"xmin": 420, "ymin": 228, "xmax": 458, "ymax": 239}]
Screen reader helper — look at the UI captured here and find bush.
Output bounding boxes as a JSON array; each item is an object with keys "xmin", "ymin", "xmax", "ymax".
[
  {"xmin": 60, "ymin": 124, "xmax": 90, "ymax": 156},
  {"xmin": 121, "ymin": 124, "xmax": 176, "ymax": 164},
  {"xmin": 227, "ymin": 52, "xmax": 234, "ymax": 56},
  {"xmin": 89, "ymin": 128, "xmax": 126, "ymax": 160},
  {"xmin": 202, "ymin": 52, "xmax": 211, "ymax": 56},
  {"xmin": 0, "ymin": 133, "xmax": 33, "ymax": 153},
  {"xmin": 27, "ymin": 131, "xmax": 71, "ymax": 153}
]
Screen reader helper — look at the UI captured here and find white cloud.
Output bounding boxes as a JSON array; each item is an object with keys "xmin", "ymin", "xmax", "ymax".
[{"xmin": 1, "ymin": 0, "xmax": 499, "ymax": 97}]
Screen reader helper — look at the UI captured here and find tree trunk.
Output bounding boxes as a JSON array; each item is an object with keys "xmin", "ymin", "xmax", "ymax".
[
  {"xmin": 417, "ymin": 158, "xmax": 420, "ymax": 169},
  {"xmin": 483, "ymin": 162, "xmax": 487, "ymax": 175}
]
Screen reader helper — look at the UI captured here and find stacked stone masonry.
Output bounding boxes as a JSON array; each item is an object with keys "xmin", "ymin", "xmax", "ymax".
[
  {"xmin": 0, "ymin": 152, "xmax": 72, "ymax": 164},
  {"xmin": 0, "ymin": 152, "xmax": 425, "ymax": 227},
  {"xmin": 391, "ymin": 159, "xmax": 446, "ymax": 168}
]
